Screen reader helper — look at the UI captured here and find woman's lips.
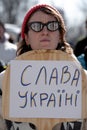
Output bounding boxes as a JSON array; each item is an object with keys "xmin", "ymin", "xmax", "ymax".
[
  {"xmin": 40, "ymin": 39, "xmax": 50, "ymax": 42},
  {"xmin": 40, "ymin": 39, "xmax": 50, "ymax": 47}
]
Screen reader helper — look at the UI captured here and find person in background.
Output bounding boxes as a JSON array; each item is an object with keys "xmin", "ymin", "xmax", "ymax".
[
  {"xmin": 0, "ymin": 4, "xmax": 87, "ymax": 130},
  {"xmin": 77, "ymin": 46, "xmax": 87, "ymax": 70},
  {"xmin": 0, "ymin": 20, "xmax": 17, "ymax": 130},
  {"xmin": 74, "ymin": 19, "xmax": 87, "ymax": 57},
  {"xmin": 0, "ymin": 21, "xmax": 17, "ymax": 66}
]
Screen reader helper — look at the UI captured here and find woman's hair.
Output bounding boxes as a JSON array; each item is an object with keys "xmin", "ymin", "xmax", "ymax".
[{"xmin": 17, "ymin": 5, "xmax": 73, "ymax": 56}]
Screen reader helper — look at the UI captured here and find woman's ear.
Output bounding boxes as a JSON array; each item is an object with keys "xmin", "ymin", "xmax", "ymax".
[{"xmin": 25, "ymin": 34, "xmax": 29, "ymax": 45}]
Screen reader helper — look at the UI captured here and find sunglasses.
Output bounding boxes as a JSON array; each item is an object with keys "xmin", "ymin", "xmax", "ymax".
[{"xmin": 28, "ymin": 21, "xmax": 59, "ymax": 32}]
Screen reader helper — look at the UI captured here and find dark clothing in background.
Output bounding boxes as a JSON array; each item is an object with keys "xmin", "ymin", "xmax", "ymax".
[
  {"xmin": 0, "ymin": 60, "xmax": 5, "ymax": 73},
  {"xmin": 0, "ymin": 60, "xmax": 6, "ymax": 95},
  {"xmin": 74, "ymin": 37, "xmax": 87, "ymax": 57}
]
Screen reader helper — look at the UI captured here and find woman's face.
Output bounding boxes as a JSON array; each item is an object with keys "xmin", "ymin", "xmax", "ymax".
[{"xmin": 25, "ymin": 11, "xmax": 61, "ymax": 50}]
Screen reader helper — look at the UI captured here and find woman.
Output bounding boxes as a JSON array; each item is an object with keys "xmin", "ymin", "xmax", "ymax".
[{"xmin": 1, "ymin": 4, "xmax": 87, "ymax": 130}]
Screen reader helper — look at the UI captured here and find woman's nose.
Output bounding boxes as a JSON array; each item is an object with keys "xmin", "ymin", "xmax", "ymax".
[{"xmin": 41, "ymin": 26, "xmax": 49, "ymax": 35}]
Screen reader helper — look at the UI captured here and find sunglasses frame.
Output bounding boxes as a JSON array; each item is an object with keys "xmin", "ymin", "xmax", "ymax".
[{"xmin": 28, "ymin": 21, "xmax": 59, "ymax": 32}]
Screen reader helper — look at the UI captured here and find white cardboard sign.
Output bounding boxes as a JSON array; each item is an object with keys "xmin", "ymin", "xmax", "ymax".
[{"xmin": 10, "ymin": 60, "xmax": 82, "ymax": 118}]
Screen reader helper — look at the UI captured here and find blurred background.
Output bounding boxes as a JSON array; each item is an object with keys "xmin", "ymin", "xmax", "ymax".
[{"xmin": 0, "ymin": 0, "xmax": 87, "ymax": 48}]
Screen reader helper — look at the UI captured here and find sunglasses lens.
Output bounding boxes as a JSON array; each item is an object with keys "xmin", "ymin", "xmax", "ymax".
[
  {"xmin": 30, "ymin": 22, "xmax": 42, "ymax": 32},
  {"xmin": 48, "ymin": 22, "xmax": 59, "ymax": 31}
]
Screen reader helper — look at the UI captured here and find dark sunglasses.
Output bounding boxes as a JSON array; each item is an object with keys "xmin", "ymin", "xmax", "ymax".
[{"xmin": 28, "ymin": 21, "xmax": 59, "ymax": 32}]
